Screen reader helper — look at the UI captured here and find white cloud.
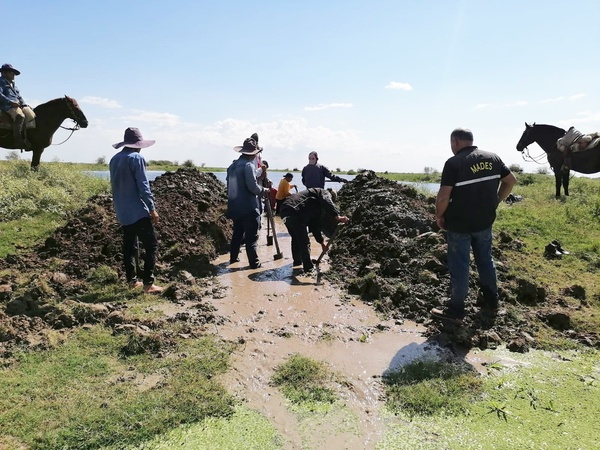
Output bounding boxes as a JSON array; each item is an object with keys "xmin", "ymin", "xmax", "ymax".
[
  {"xmin": 303, "ymin": 103, "xmax": 354, "ymax": 111},
  {"xmin": 557, "ymin": 111, "xmax": 600, "ymax": 127},
  {"xmin": 385, "ymin": 81, "xmax": 413, "ymax": 91},
  {"xmin": 122, "ymin": 110, "xmax": 181, "ymax": 127},
  {"xmin": 80, "ymin": 96, "xmax": 122, "ymax": 109},
  {"xmin": 540, "ymin": 94, "xmax": 584, "ymax": 104},
  {"xmin": 540, "ymin": 96, "xmax": 564, "ymax": 103}
]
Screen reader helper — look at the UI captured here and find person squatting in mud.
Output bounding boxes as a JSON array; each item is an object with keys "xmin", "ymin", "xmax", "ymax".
[
  {"xmin": 280, "ymin": 188, "xmax": 349, "ymax": 273},
  {"xmin": 227, "ymin": 136, "xmax": 270, "ymax": 269},
  {"xmin": 301, "ymin": 151, "xmax": 348, "ymax": 188},
  {"xmin": 431, "ymin": 128, "xmax": 517, "ymax": 324},
  {"xmin": 109, "ymin": 127, "xmax": 164, "ymax": 294}
]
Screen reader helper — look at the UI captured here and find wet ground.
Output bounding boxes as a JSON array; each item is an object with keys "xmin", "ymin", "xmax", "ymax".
[
  {"xmin": 212, "ymin": 235, "xmax": 423, "ymax": 449},
  {"xmin": 0, "ymin": 168, "xmax": 598, "ymax": 447}
]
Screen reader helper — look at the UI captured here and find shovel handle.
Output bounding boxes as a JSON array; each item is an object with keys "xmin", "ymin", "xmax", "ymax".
[{"xmin": 315, "ymin": 224, "xmax": 342, "ymax": 265}]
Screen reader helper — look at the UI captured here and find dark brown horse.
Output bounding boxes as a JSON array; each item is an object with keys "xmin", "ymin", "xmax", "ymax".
[
  {"xmin": 0, "ymin": 96, "xmax": 88, "ymax": 168},
  {"xmin": 516, "ymin": 122, "xmax": 600, "ymax": 197}
]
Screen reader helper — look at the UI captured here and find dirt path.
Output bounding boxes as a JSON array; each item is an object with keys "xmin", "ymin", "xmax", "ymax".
[{"xmin": 208, "ymin": 219, "xmax": 460, "ymax": 449}]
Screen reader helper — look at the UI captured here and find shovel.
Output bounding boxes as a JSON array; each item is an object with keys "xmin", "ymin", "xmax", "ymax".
[
  {"xmin": 264, "ymin": 195, "xmax": 283, "ymax": 260},
  {"xmin": 311, "ymin": 224, "xmax": 342, "ymax": 269},
  {"xmin": 266, "ymin": 199, "xmax": 274, "ymax": 246}
]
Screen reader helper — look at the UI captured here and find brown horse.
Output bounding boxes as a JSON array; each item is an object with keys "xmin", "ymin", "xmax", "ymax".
[
  {"xmin": 0, "ymin": 96, "xmax": 88, "ymax": 168},
  {"xmin": 516, "ymin": 122, "xmax": 600, "ymax": 197}
]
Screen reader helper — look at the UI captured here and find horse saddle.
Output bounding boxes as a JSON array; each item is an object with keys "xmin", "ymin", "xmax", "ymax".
[
  {"xmin": 0, "ymin": 111, "xmax": 36, "ymax": 130},
  {"xmin": 557, "ymin": 126, "xmax": 600, "ymax": 154}
]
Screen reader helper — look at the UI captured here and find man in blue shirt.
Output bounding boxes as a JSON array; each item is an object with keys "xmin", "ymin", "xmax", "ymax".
[
  {"xmin": 227, "ymin": 137, "xmax": 269, "ymax": 269},
  {"xmin": 0, "ymin": 63, "xmax": 36, "ymax": 148},
  {"xmin": 109, "ymin": 127, "xmax": 163, "ymax": 294}
]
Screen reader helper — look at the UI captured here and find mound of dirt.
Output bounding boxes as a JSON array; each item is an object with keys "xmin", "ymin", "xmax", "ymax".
[
  {"xmin": 0, "ymin": 169, "xmax": 231, "ymax": 354},
  {"xmin": 326, "ymin": 171, "xmax": 598, "ymax": 350},
  {"xmin": 1, "ymin": 168, "xmax": 231, "ymax": 280}
]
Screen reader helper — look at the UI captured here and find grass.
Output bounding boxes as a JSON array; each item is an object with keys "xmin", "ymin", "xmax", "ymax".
[
  {"xmin": 0, "ymin": 327, "xmax": 235, "ymax": 450},
  {"xmin": 377, "ymin": 348, "xmax": 600, "ymax": 450},
  {"xmin": 118, "ymin": 405, "xmax": 284, "ymax": 450},
  {"xmin": 383, "ymin": 359, "xmax": 483, "ymax": 417},
  {"xmin": 271, "ymin": 354, "xmax": 339, "ymax": 407},
  {"xmin": 0, "ymin": 160, "xmax": 109, "ymax": 257}
]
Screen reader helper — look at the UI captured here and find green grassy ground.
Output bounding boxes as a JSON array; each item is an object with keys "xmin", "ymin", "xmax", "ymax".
[{"xmin": 0, "ymin": 163, "xmax": 598, "ymax": 449}]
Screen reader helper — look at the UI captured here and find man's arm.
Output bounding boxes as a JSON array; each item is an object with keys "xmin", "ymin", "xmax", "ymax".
[
  {"xmin": 323, "ymin": 166, "xmax": 346, "ymax": 183},
  {"xmin": 244, "ymin": 163, "xmax": 265, "ymax": 196},
  {"xmin": 497, "ymin": 172, "xmax": 518, "ymax": 203},
  {"xmin": 435, "ymin": 185, "xmax": 453, "ymax": 230},
  {"xmin": 132, "ymin": 156, "xmax": 156, "ymax": 213}
]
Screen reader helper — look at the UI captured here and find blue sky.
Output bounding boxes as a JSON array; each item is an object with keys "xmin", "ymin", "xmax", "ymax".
[{"xmin": 4, "ymin": 0, "xmax": 600, "ymax": 174}]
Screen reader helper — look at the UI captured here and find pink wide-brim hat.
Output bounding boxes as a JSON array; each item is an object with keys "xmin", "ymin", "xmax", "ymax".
[{"xmin": 113, "ymin": 127, "xmax": 155, "ymax": 149}]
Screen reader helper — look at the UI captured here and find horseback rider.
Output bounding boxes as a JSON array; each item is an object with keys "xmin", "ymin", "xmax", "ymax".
[{"xmin": 0, "ymin": 63, "xmax": 35, "ymax": 148}]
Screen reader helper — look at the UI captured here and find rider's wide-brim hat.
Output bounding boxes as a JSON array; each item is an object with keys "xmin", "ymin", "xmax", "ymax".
[
  {"xmin": 1, "ymin": 64, "xmax": 20, "ymax": 75},
  {"xmin": 112, "ymin": 127, "xmax": 156, "ymax": 149},
  {"xmin": 233, "ymin": 137, "xmax": 262, "ymax": 155}
]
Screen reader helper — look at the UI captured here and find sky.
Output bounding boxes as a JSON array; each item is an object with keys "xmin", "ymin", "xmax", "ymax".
[{"xmin": 3, "ymin": 0, "xmax": 600, "ymax": 174}]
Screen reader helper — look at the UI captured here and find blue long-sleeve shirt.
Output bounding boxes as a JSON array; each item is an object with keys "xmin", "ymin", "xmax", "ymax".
[
  {"xmin": 226, "ymin": 156, "xmax": 264, "ymax": 220},
  {"xmin": 0, "ymin": 76, "xmax": 25, "ymax": 111},
  {"xmin": 109, "ymin": 149, "xmax": 155, "ymax": 226}
]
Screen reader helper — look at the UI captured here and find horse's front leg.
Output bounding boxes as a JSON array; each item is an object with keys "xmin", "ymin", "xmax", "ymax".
[
  {"xmin": 30, "ymin": 148, "xmax": 42, "ymax": 170},
  {"xmin": 554, "ymin": 171, "xmax": 562, "ymax": 198}
]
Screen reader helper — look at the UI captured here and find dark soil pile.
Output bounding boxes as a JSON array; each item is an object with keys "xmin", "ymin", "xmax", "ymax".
[
  {"xmin": 1, "ymin": 168, "xmax": 231, "ymax": 280},
  {"xmin": 0, "ymin": 168, "xmax": 231, "ymax": 354},
  {"xmin": 327, "ymin": 171, "xmax": 598, "ymax": 351}
]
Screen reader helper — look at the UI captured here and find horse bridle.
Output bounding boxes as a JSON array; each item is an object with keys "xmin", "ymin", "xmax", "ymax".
[
  {"xmin": 52, "ymin": 98, "xmax": 83, "ymax": 145},
  {"xmin": 60, "ymin": 97, "xmax": 83, "ymax": 131}
]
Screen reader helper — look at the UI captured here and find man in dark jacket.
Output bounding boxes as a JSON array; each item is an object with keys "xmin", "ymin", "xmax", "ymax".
[
  {"xmin": 301, "ymin": 151, "xmax": 348, "ymax": 188},
  {"xmin": 280, "ymin": 188, "xmax": 348, "ymax": 272},
  {"xmin": 227, "ymin": 137, "xmax": 268, "ymax": 269},
  {"xmin": 431, "ymin": 128, "xmax": 517, "ymax": 323}
]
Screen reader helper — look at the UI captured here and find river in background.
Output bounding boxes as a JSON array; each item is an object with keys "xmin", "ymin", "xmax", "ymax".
[{"xmin": 86, "ymin": 170, "xmax": 439, "ymax": 194}]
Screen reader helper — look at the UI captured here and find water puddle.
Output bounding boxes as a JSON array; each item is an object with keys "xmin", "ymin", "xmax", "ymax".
[{"xmin": 207, "ymin": 217, "xmax": 455, "ymax": 449}]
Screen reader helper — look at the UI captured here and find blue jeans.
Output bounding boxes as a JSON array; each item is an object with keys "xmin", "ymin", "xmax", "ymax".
[
  {"xmin": 230, "ymin": 212, "xmax": 261, "ymax": 267},
  {"xmin": 446, "ymin": 227, "xmax": 498, "ymax": 318}
]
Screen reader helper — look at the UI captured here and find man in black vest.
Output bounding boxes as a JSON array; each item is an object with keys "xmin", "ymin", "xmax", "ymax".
[{"xmin": 431, "ymin": 128, "xmax": 517, "ymax": 324}]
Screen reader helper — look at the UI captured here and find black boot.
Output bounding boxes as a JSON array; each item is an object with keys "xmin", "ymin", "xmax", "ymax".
[{"xmin": 12, "ymin": 115, "xmax": 25, "ymax": 148}]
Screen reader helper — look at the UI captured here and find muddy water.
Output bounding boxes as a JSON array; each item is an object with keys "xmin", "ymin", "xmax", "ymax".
[{"xmin": 208, "ymin": 216, "xmax": 454, "ymax": 449}]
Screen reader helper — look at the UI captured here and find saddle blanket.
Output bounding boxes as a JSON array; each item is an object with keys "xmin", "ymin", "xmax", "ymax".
[{"xmin": 557, "ymin": 126, "xmax": 600, "ymax": 154}]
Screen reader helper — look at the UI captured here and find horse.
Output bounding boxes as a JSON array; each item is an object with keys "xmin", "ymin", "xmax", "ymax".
[
  {"xmin": 0, "ymin": 96, "xmax": 88, "ymax": 169},
  {"xmin": 516, "ymin": 122, "xmax": 600, "ymax": 197}
]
